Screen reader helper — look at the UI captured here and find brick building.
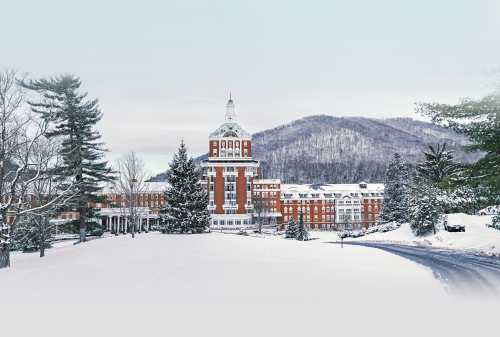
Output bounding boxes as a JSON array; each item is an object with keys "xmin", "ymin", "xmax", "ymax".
[
  {"xmin": 199, "ymin": 97, "xmax": 384, "ymax": 231},
  {"xmin": 253, "ymin": 179, "xmax": 281, "ymax": 226},
  {"xmin": 280, "ymin": 183, "xmax": 383, "ymax": 230},
  {"xmin": 200, "ymin": 96, "xmax": 260, "ymax": 228}
]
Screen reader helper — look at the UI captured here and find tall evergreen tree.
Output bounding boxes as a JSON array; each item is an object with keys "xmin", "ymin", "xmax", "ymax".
[
  {"xmin": 160, "ymin": 141, "xmax": 210, "ymax": 234},
  {"xmin": 408, "ymin": 182, "xmax": 442, "ymax": 235},
  {"xmin": 296, "ymin": 211, "xmax": 309, "ymax": 241},
  {"xmin": 417, "ymin": 95, "xmax": 500, "ymax": 206},
  {"xmin": 22, "ymin": 75, "xmax": 114, "ymax": 242},
  {"xmin": 408, "ymin": 144, "xmax": 461, "ymax": 235},
  {"xmin": 285, "ymin": 217, "xmax": 298, "ymax": 238},
  {"xmin": 380, "ymin": 153, "xmax": 411, "ymax": 224},
  {"xmin": 416, "ymin": 144, "xmax": 458, "ymax": 188}
]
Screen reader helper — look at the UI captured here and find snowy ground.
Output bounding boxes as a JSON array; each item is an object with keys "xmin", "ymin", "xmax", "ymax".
[
  {"xmin": 1, "ymin": 232, "xmax": 498, "ymax": 337},
  {"xmin": 315, "ymin": 214, "xmax": 500, "ymax": 256}
]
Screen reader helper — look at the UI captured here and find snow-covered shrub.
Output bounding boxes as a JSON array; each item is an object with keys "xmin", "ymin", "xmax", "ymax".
[
  {"xmin": 12, "ymin": 215, "xmax": 54, "ymax": 253},
  {"xmin": 490, "ymin": 214, "xmax": 500, "ymax": 230}
]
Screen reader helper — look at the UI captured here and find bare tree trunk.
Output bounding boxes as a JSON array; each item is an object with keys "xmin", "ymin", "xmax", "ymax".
[
  {"xmin": 40, "ymin": 246, "xmax": 45, "ymax": 258},
  {"xmin": 79, "ymin": 203, "xmax": 86, "ymax": 243},
  {"xmin": 0, "ymin": 243, "xmax": 10, "ymax": 268}
]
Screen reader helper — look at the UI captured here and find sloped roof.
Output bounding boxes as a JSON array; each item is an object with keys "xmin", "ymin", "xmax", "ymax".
[
  {"xmin": 281, "ymin": 183, "xmax": 384, "ymax": 199},
  {"xmin": 100, "ymin": 181, "xmax": 169, "ymax": 194},
  {"xmin": 209, "ymin": 122, "xmax": 251, "ymax": 139}
]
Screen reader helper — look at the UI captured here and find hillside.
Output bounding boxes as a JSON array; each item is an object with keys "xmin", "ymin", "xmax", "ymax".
[
  {"xmin": 253, "ymin": 115, "xmax": 479, "ymax": 184},
  {"xmin": 150, "ymin": 115, "xmax": 480, "ymax": 184}
]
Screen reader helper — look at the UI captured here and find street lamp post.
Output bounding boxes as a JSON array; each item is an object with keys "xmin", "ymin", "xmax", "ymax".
[{"xmin": 130, "ymin": 178, "xmax": 137, "ymax": 238}]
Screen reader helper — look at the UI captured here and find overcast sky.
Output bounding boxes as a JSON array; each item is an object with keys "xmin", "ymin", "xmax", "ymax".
[{"xmin": 3, "ymin": 0, "xmax": 500, "ymax": 175}]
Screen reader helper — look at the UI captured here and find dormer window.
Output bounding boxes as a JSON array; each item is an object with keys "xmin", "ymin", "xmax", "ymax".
[{"xmin": 223, "ymin": 131, "xmax": 238, "ymax": 137}]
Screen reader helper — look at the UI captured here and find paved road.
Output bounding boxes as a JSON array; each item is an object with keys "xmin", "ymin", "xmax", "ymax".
[{"xmin": 339, "ymin": 241, "xmax": 500, "ymax": 293}]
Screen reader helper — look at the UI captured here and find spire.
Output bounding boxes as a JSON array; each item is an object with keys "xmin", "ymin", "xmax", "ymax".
[{"xmin": 225, "ymin": 93, "xmax": 236, "ymax": 122}]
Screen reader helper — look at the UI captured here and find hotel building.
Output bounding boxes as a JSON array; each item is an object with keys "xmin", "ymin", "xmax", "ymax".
[{"xmin": 200, "ymin": 97, "xmax": 260, "ymax": 228}]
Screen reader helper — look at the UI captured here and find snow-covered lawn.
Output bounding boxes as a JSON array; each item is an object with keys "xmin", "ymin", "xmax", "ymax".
[{"xmin": 0, "ymin": 232, "xmax": 497, "ymax": 337}]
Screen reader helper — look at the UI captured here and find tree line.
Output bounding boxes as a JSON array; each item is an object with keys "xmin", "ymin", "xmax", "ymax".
[{"xmin": 380, "ymin": 93, "xmax": 500, "ymax": 235}]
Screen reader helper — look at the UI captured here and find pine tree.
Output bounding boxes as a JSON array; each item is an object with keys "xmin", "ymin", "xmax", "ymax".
[
  {"xmin": 408, "ymin": 182, "xmax": 442, "ymax": 236},
  {"xmin": 22, "ymin": 75, "xmax": 114, "ymax": 242},
  {"xmin": 285, "ymin": 217, "xmax": 298, "ymax": 238},
  {"xmin": 407, "ymin": 144, "xmax": 459, "ymax": 236},
  {"xmin": 416, "ymin": 144, "xmax": 458, "ymax": 188},
  {"xmin": 417, "ymin": 95, "xmax": 500, "ymax": 206},
  {"xmin": 160, "ymin": 141, "xmax": 210, "ymax": 234},
  {"xmin": 296, "ymin": 211, "xmax": 309, "ymax": 241},
  {"xmin": 380, "ymin": 153, "xmax": 411, "ymax": 224},
  {"xmin": 12, "ymin": 214, "xmax": 54, "ymax": 257}
]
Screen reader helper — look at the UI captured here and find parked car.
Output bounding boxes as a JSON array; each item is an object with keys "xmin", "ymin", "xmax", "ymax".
[
  {"xmin": 338, "ymin": 231, "xmax": 350, "ymax": 239},
  {"xmin": 444, "ymin": 223, "xmax": 465, "ymax": 232},
  {"xmin": 351, "ymin": 230, "xmax": 365, "ymax": 238},
  {"xmin": 365, "ymin": 226, "xmax": 379, "ymax": 234}
]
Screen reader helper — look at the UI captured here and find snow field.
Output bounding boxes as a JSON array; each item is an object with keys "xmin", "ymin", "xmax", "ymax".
[{"xmin": 1, "ymin": 231, "xmax": 498, "ymax": 337}]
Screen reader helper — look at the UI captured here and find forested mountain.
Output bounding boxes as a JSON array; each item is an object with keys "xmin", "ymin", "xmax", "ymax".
[{"xmin": 150, "ymin": 115, "xmax": 481, "ymax": 184}]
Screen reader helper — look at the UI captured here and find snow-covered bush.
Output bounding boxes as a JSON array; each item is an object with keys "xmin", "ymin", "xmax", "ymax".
[
  {"xmin": 12, "ymin": 215, "xmax": 54, "ymax": 254},
  {"xmin": 490, "ymin": 214, "xmax": 500, "ymax": 230}
]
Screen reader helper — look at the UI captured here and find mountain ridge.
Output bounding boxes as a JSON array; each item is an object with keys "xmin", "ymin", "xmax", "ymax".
[{"xmin": 149, "ymin": 115, "xmax": 480, "ymax": 183}]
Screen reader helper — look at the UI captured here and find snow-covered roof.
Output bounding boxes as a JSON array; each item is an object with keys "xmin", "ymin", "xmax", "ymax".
[
  {"xmin": 478, "ymin": 205, "xmax": 500, "ymax": 215},
  {"xmin": 209, "ymin": 122, "xmax": 251, "ymax": 139},
  {"xmin": 281, "ymin": 183, "xmax": 384, "ymax": 199},
  {"xmin": 100, "ymin": 181, "xmax": 169, "ymax": 194},
  {"xmin": 254, "ymin": 179, "xmax": 281, "ymax": 184}
]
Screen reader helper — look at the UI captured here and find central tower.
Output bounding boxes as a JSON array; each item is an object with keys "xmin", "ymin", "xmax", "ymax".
[{"xmin": 201, "ymin": 96, "xmax": 260, "ymax": 229}]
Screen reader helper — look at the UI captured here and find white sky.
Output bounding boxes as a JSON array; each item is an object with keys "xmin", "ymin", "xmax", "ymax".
[{"xmin": 2, "ymin": 0, "xmax": 500, "ymax": 175}]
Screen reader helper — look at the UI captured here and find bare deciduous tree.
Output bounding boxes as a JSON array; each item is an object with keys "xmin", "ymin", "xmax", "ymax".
[
  {"xmin": 13, "ymin": 138, "xmax": 76, "ymax": 257},
  {"xmin": 114, "ymin": 151, "xmax": 148, "ymax": 238},
  {"xmin": 0, "ymin": 69, "xmax": 75, "ymax": 268}
]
